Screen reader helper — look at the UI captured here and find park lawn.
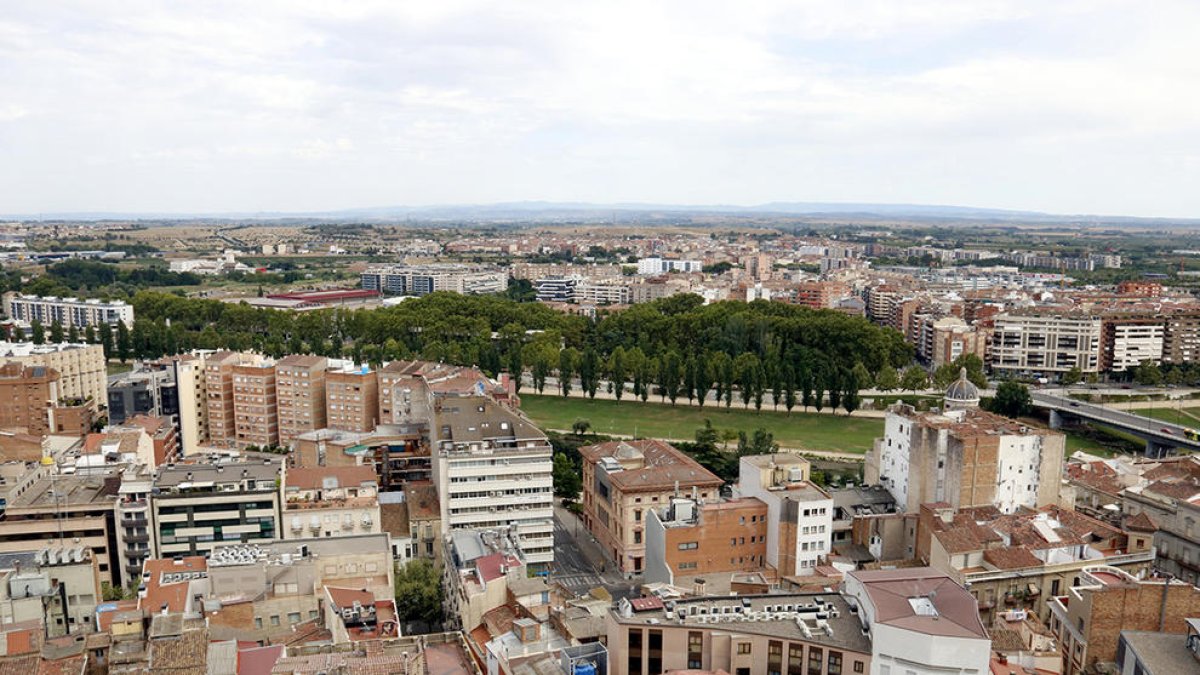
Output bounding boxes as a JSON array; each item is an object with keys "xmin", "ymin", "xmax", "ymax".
[
  {"xmin": 520, "ymin": 394, "xmax": 882, "ymax": 454},
  {"xmin": 1132, "ymin": 406, "xmax": 1200, "ymax": 428}
]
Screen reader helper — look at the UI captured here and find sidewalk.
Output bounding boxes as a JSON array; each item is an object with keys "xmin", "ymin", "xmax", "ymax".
[{"xmin": 553, "ymin": 503, "xmax": 621, "ymax": 579}]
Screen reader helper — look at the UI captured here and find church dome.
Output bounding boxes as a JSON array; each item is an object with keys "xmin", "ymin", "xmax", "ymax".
[{"xmin": 944, "ymin": 367, "xmax": 980, "ymax": 410}]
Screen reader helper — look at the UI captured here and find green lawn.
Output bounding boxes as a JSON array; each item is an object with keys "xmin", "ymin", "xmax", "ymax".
[
  {"xmin": 1132, "ymin": 406, "xmax": 1200, "ymax": 428},
  {"xmin": 520, "ymin": 394, "xmax": 882, "ymax": 454}
]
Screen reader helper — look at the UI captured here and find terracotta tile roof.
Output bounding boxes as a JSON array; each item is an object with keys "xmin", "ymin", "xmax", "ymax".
[
  {"xmin": 284, "ymin": 466, "xmax": 377, "ymax": 491},
  {"xmin": 1123, "ymin": 512, "xmax": 1158, "ymax": 532},
  {"xmin": 475, "ymin": 552, "xmax": 521, "ymax": 583},
  {"xmin": 140, "ymin": 556, "xmax": 207, "ymax": 614},
  {"xmin": 580, "ymin": 439, "xmax": 722, "ymax": 492},
  {"xmin": 0, "ymin": 655, "xmax": 40, "ymax": 675},
  {"xmin": 848, "ymin": 568, "xmax": 989, "ymax": 639},
  {"xmin": 147, "ymin": 621, "xmax": 207, "ymax": 675},
  {"xmin": 36, "ymin": 654, "xmax": 85, "ymax": 675},
  {"xmin": 237, "ymin": 644, "xmax": 284, "ymax": 675},
  {"xmin": 990, "ymin": 627, "xmax": 1027, "ymax": 652},
  {"xmin": 380, "ymin": 501, "xmax": 410, "ymax": 537},
  {"xmin": 481, "ymin": 604, "xmax": 516, "ymax": 637},
  {"xmin": 984, "ymin": 547, "xmax": 1043, "ymax": 570}
]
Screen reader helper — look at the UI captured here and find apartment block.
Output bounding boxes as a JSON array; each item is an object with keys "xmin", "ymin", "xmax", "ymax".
[
  {"xmin": 203, "ymin": 351, "xmax": 256, "ymax": 446},
  {"xmin": 635, "ymin": 257, "xmax": 702, "ymax": 274},
  {"xmin": 0, "ymin": 362, "xmax": 58, "ymax": 435},
  {"xmin": 166, "ymin": 353, "xmax": 208, "ymax": 455},
  {"xmin": 1119, "ymin": 458, "xmax": 1200, "ymax": 586},
  {"xmin": 360, "ymin": 263, "xmax": 506, "ymax": 296},
  {"xmin": 0, "ymin": 341, "xmax": 105, "ymax": 410},
  {"xmin": 281, "ymin": 466, "xmax": 380, "ymax": 539},
  {"xmin": 991, "ymin": 312, "xmax": 1103, "ymax": 375},
  {"xmin": 605, "ymin": 592, "xmax": 871, "ymax": 675},
  {"xmin": 0, "ymin": 473, "xmax": 121, "ymax": 586},
  {"xmin": 580, "ymin": 440, "xmax": 723, "ymax": 576},
  {"xmin": 737, "ymin": 454, "xmax": 833, "ymax": 577},
  {"xmin": 914, "ymin": 315, "xmax": 986, "ymax": 367},
  {"xmin": 1101, "ymin": 315, "xmax": 1165, "ymax": 371},
  {"xmin": 151, "ymin": 460, "xmax": 282, "ymax": 557},
  {"xmin": 1047, "ymin": 566, "xmax": 1200, "ymax": 675},
  {"xmin": 2, "ymin": 292, "xmax": 134, "ymax": 328},
  {"xmin": 325, "ymin": 362, "xmax": 379, "ymax": 433},
  {"xmin": 434, "ymin": 397, "xmax": 556, "ymax": 566},
  {"xmin": 0, "ymin": 546, "xmax": 102, "ymax": 636},
  {"xmin": 644, "ymin": 496, "xmax": 768, "ymax": 585},
  {"xmin": 1162, "ymin": 309, "xmax": 1200, "ymax": 364},
  {"xmin": 107, "ymin": 368, "xmax": 179, "ymax": 425},
  {"xmin": 273, "ymin": 354, "xmax": 327, "ymax": 444},
  {"xmin": 867, "ymin": 377, "xmax": 1064, "ymax": 515},
  {"xmin": 231, "ymin": 359, "xmax": 278, "ymax": 448},
  {"xmin": 572, "ymin": 279, "xmax": 632, "ymax": 305},
  {"xmin": 115, "ymin": 472, "xmax": 154, "ymax": 583}
]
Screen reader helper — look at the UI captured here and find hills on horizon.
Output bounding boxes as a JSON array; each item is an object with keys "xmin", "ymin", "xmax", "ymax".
[{"xmin": 5, "ymin": 200, "xmax": 1199, "ymax": 227}]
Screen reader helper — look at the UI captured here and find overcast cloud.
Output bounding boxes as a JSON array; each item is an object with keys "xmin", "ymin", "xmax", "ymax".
[{"xmin": 2, "ymin": 1, "xmax": 1198, "ymax": 217}]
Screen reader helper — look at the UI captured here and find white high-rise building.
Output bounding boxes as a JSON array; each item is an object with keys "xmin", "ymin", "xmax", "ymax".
[
  {"xmin": 3, "ymin": 292, "xmax": 134, "ymax": 328},
  {"xmin": 431, "ymin": 397, "xmax": 555, "ymax": 566}
]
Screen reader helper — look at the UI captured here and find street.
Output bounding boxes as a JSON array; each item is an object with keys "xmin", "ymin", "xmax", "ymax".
[{"xmin": 551, "ymin": 503, "xmax": 641, "ymax": 602}]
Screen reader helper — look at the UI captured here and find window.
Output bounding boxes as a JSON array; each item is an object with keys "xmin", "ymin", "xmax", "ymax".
[
  {"xmin": 688, "ymin": 631, "xmax": 703, "ymax": 669},
  {"xmin": 679, "ymin": 562, "xmax": 698, "ymax": 570},
  {"xmin": 634, "ymin": 530, "xmax": 642, "ymax": 544},
  {"xmin": 628, "ymin": 629, "xmax": 643, "ymax": 675},
  {"xmin": 288, "ymin": 612, "xmax": 301, "ymax": 623},
  {"xmin": 635, "ymin": 509, "xmax": 642, "ymax": 522},
  {"xmin": 768, "ymin": 641, "xmax": 783, "ymax": 675},
  {"xmin": 788, "ymin": 644, "xmax": 804, "ymax": 675},
  {"xmin": 270, "ymin": 615, "xmax": 281, "ymax": 626},
  {"xmin": 648, "ymin": 629, "xmax": 663, "ymax": 675},
  {"xmin": 807, "ymin": 647, "xmax": 822, "ymax": 675},
  {"xmin": 678, "ymin": 542, "xmax": 699, "ymax": 550},
  {"xmin": 828, "ymin": 651, "xmax": 842, "ymax": 675},
  {"xmin": 254, "ymin": 618, "xmax": 262, "ymax": 629},
  {"xmin": 737, "ymin": 643, "xmax": 752, "ymax": 655},
  {"xmin": 1051, "ymin": 579, "xmax": 1060, "ymax": 596},
  {"xmin": 853, "ymin": 662, "xmax": 864, "ymax": 674}
]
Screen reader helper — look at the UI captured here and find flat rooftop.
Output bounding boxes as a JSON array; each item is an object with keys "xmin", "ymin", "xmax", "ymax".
[
  {"xmin": 154, "ymin": 459, "xmax": 281, "ymax": 489},
  {"xmin": 612, "ymin": 593, "xmax": 871, "ymax": 655},
  {"xmin": 8, "ymin": 475, "xmax": 116, "ymax": 510}
]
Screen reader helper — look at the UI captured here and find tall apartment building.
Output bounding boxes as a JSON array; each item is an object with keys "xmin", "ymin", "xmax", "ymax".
[
  {"xmin": 2, "ymin": 292, "xmax": 134, "ymax": 328},
  {"xmin": 572, "ymin": 279, "xmax": 631, "ymax": 305},
  {"xmin": 0, "ymin": 362, "xmax": 58, "ymax": 435},
  {"xmin": 203, "ymin": 351, "xmax": 256, "ymax": 446},
  {"xmin": 232, "ymin": 359, "xmax": 278, "ymax": 448},
  {"xmin": 360, "ymin": 264, "xmax": 506, "ymax": 296},
  {"xmin": 151, "ymin": 460, "xmax": 283, "ymax": 558},
  {"xmin": 1047, "ymin": 566, "xmax": 1200, "ymax": 675},
  {"xmin": 0, "ymin": 342, "xmax": 106, "ymax": 409},
  {"xmin": 1161, "ymin": 308, "xmax": 1200, "ymax": 365},
  {"xmin": 274, "ymin": 354, "xmax": 327, "ymax": 444},
  {"xmin": 914, "ymin": 315, "xmax": 986, "ymax": 367},
  {"xmin": 155, "ymin": 352, "xmax": 210, "ymax": 455},
  {"xmin": 867, "ymin": 374, "xmax": 1064, "ymax": 514},
  {"xmin": 432, "ymin": 397, "xmax": 555, "ymax": 566},
  {"xmin": 991, "ymin": 312, "xmax": 1103, "ymax": 375},
  {"xmin": 736, "ymin": 454, "xmax": 833, "ymax": 577},
  {"xmin": 325, "ymin": 362, "xmax": 379, "ymax": 433},
  {"xmin": 791, "ymin": 281, "xmax": 851, "ymax": 309},
  {"xmin": 1101, "ymin": 314, "xmax": 1165, "ymax": 371},
  {"xmin": 580, "ymin": 439, "xmax": 723, "ymax": 576}
]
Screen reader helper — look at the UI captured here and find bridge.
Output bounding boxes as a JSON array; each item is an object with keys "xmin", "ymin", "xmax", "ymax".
[{"xmin": 1030, "ymin": 391, "xmax": 1200, "ymax": 457}]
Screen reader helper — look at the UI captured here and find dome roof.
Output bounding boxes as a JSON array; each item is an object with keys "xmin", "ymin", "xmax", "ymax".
[{"xmin": 944, "ymin": 367, "xmax": 980, "ymax": 408}]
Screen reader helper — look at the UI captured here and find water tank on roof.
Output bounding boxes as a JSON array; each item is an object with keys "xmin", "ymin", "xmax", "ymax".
[{"xmin": 573, "ymin": 663, "xmax": 596, "ymax": 675}]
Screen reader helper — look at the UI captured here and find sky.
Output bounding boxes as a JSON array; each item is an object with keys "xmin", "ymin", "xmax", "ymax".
[{"xmin": 2, "ymin": 0, "xmax": 1199, "ymax": 218}]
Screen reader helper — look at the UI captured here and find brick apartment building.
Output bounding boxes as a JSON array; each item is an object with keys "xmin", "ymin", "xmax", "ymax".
[
  {"xmin": 644, "ymin": 496, "xmax": 768, "ymax": 585},
  {"xmin": 274, "ymin": 354, "xmax": 327, "ymax": 444}
]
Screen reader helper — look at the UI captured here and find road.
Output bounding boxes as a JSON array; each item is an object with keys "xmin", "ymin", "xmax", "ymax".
[
  {"xmin": 550, "ymin": 503, "xmax": 641, "ymax": 602},
  {"xmin": 1031, "ymin": 391, "xmax": 1200, "ymax": 452}
]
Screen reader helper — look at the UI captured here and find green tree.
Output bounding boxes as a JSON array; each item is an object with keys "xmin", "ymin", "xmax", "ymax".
[
  {"xmin": 694, "ymin": 354, "xmax": 713, "ymax": 407},
  {"xmin": 736, "ymin": 428, "xmax": 779, "ymax": 457},
  {"xmin": 734, "ymin": 353, "xmax": 761, "ymax": 409},
  {"xmin": 842, "ymin": 380, "xmax": 861, "ymax": 416},
  {"xmin": 1062, "ymin": 365, "xmax": 1083, "ymax": 386},
  {"xmin": 394, "ymin": 559, "xmax": 444, "ymax": 627},
  {"xmin": 84, "ymin": 325, "xmax": 96, "ymax": 344},
  {"xmin": 571, "ymin": 418, "xmax": 591, "ymax": 435},
  {"xmin": 507, "ymin": 347, "xmax": 523, "ymax": 394},
  {"xmin": 1132, "ymin": 360, "xmax": 1163, "ymax": 386},
  {"xmin": 553, "ymin": 452, "xmax": 583, "ymax": 499},
  {"xmin": 49, "ymin": 320, "xmax": 64, "ymax": 343},
  {"xmin": 579, "ymin": 347, "xmax": 600, "ymax": 399},
  {"xmin": 30, "ymin": 319, "xmax": 44, "ymax": 345},
  {"xmin": 900, "ymin": 366, "xmax": 928, "ymax": 394},
  {"xmin": 660, "ymin": 350, "xmax": 683, "ymax": 405},
  {"xmin": 559, "ymin": 348, "xmax": 578, "ymax": 397},
  {"xmin": 609, "ymin": 346, "xmax": 628, "ymax": 402},
  {"xmin": 989, "ymin": 381, "xmax": 1033, "ymax": 418},
  {"xmin": 782, "ymin": 365, "xmax": 797, "ymax": 414},
  {"xmin": 851, "ymin": 362, "xmax": 872, "ymax": 391},
  {"xmin": 67, "ymin": 324, "xmax": 80, "ymax": 343},
  {"xmin": 11, "ymin": 325, "xmax": 24, "ymax": 341},
  {"xmin": 875, "ymin": 364, "xmax": 899, "ymax": 392},
  {"xmin": 116, "ymin": 321, "xmax": 132, "ymax": 363}
]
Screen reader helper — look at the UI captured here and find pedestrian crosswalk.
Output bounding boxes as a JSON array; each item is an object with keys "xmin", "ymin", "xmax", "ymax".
[{"xmin": 554, "ymin": 573, "xmax": 603, "ymax": 590}]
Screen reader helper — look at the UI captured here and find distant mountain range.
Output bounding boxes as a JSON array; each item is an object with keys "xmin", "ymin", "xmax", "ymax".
[{"xmin": 6, "ymin": 201, "xmax": 1199, "ymax": 226}]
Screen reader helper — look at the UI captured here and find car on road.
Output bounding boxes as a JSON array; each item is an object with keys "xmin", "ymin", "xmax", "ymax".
[
  {"xmin": 1069, "ymin": 402, "xmax": 1080, "ymax": 407},
  {"xmin": 1161, "ymin": 427, "xmax": 1173, "ymax": 434}
]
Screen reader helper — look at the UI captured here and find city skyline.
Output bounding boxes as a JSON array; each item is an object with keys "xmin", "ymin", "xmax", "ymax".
[{"xmin": 2, "ymin": 1, "xmax": 1199, "ymax": 218}]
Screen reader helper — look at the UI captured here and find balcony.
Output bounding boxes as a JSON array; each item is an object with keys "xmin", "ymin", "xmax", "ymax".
[
  {"xmin": 121, "ymin": 516, "xmax": 148, "ymax": 528},
  {"xmin": 125, "ymin": 532, "xmax": 149, "ymax": 544}
]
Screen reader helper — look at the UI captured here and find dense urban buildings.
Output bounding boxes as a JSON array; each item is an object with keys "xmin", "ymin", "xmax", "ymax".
[{"xmin": 360, "ymin": 263, "xmax": 506, "ymax": 296}]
